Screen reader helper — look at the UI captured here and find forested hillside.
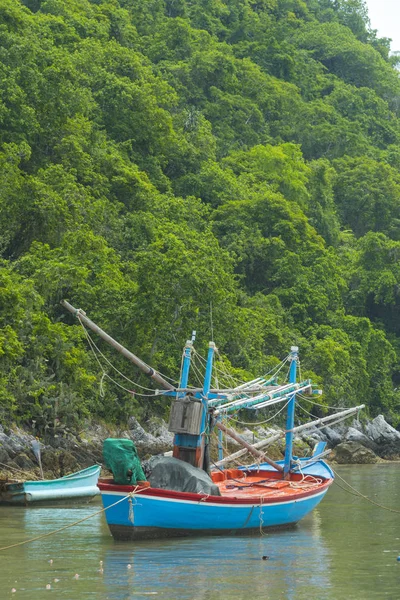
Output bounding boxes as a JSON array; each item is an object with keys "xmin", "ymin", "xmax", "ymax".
[{"xmin": 1, "ymin": 0, "xmax": 400, "ymax": 433}]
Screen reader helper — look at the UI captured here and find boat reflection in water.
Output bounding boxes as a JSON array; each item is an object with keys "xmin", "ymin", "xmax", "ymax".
[{"xmin": 101, "ymin": 509, "xmax": 331, "ymax": 600}]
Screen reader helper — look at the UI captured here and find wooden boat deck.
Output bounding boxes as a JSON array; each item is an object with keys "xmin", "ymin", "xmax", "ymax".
[{"xmin": 212, "ymin": 468, "xmax": 326, "ymax": 501}]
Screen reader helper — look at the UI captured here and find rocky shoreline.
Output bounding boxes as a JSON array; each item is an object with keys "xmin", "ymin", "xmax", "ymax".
[{"xmin": 0, "ymin": 414, "xmax": 399, "ymax": 480}]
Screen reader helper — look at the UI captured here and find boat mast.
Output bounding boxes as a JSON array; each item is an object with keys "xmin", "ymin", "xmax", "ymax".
[
  {"xmin": 170, "ymin": 341, "xmax": 215, "ymax": 470},
  {"xmin": 171, "ymin": 336, "xmax": 197, "ymax": 464},
  {"xmin": 198, "ymin": 342, "xmax": 215, "ymax": 469},
  {"xmin": 283, "ymin": 346, "xmax": 298, "ymax": 478}
]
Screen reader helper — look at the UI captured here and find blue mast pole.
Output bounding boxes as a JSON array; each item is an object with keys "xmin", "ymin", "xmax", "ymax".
[
  {"xmin": 283, "ymin": 346, "xmax": 298, "ymax": 478},
  {"xmin": 217, "ymin": 424, "xmax": 224, "ymax": 462},
  {"xmin": 198, "ymin": 342, "xmax": 215, "ymax": 468},
  {"xmin": 172, "ymin": 335, "xmax": 195, "ymax": 454},
  {"xmin": 180, "ymin": 338, "xmax": 194, "ymax": 390}
]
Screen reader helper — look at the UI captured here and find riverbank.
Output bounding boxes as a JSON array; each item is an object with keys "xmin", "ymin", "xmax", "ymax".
[{"xmin": 0, "ymin": 414, "xmax": 399, "ymax": 480}]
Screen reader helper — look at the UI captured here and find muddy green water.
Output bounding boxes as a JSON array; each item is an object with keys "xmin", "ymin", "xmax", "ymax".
[{"xmin": 0, "ymin": 464, "xmax": 398, "ymax": 600}]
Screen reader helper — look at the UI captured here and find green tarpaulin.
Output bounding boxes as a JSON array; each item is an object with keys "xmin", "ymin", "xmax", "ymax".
[{"xmin": 103, "ymin": 438, "xmax": 146, "ymax": 485}]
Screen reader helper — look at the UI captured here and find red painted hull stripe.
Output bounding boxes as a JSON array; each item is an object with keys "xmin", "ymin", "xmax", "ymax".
[{"xmin": 98, "ymin": 479, "xmax": 333, "ymax": 505}]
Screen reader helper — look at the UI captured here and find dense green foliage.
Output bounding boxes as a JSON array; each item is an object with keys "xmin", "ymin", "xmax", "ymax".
[{"xmin": 1, "ymin": 0, "xmax": 400, "ymax": 432}]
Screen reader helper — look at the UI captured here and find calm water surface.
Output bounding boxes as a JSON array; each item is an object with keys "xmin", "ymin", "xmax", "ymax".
[{"xmin": 0, "ymin": 464, "xmax": 398, "ymax": 600}]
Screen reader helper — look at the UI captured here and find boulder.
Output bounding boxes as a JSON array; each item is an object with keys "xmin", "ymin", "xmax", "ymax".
[
  {"xmin": 351, "ymin": 419, "xmax": 363, "ymax": 432},
  {"xmin": 0, "ymin": 447, "xmax": 10, "ymax": 465},
  {"xmin": 334, "ymin": 442, "xmax": 378, "ymax": 464},
  {"xmin": 128, "ymin": 417, "xmax": 156, "ymax": 446},
  {"xmin": 128, "ymin": 417, "xmax": 174, "ymax": 456},
  {"xmin": 146, "ymin": 417, "xmax": 174, "ymax": 447},
  {"xmin": 299, "ymin": 425, "xmax": 327, "ymax": 444},
  {"xmin": 236, "ymin": 428, "xmax": 260, "ymax": 445},
  {"xmin": 13, "ymin": 453, "xmax": 36, "ymax": 471},
  {"xmin": 323, "ymin": 426, "xmax": 342, "ymax": 447},
  {"xmin": 254, "ymin": 426, "xmax": 280, "ymax": 439},
  {"xmin": 345, "ymin": 427, "xmax": 379, "ymax": 451},
  {"xmin": 365, "ymin": 415, "xmax": 400, "ymax": 445}
]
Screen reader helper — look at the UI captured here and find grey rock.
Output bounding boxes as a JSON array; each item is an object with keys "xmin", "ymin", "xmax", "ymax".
[
  {"xmin": 302, "ymin": 425, "xmax": 328, "ymax": 442},
  {"xmin": 323, "ymin": 426, "xmax": 342, "ymax": 446},
  {"xmin": 351, "ymin": 419, "xmax": 363, "ymax": 432},
  {"xmin": 238, "ymin": 428, "xmax": 260, "ymax": 445},
  {"xmin": 14, "ymin": 453, "xmax": 36, "ymax": 471},
  {"xmin": 334, "ymin": 442, "xmax": 378, "ymax": 464},
  {"xmin": 298, "ymin": 433, "xmax": 319, "ymax": 449},
  {"xmin": 216, "ymin": 427, "xmax": 260, "ymax": 448},
  {"xmin": 128, "ymin": 417, "xmax": 156, "ymax": 446},
  {"xmin": 0, "ymin": 446, "xmax": 10, "ymax": 465},
  {"xmin": 254, "ymin": 426, "xmax": 280, "ymax": 439},
  {"xmin": 146, "ymin": 418, "xmax": 174, "ymax": 447},
  {"xmin": 127, "ymin": 417, "xmax": 174, "ymax": 457},
  {"xmin": 345, "ymin": 427, "xmax": 378, "ymax": 450},
  {"xmin": 365, "ymin": 415, "xmax": 400, "ymax": 445}
]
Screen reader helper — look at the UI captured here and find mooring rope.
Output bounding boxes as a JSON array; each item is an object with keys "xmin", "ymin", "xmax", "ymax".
[
  {"xmin": 0, "ymin": 488, "xmax": 142, "ymax": 552},
  {"xmin": 332, "ymin": 467, "xmax": 400, "ymax": 514}
]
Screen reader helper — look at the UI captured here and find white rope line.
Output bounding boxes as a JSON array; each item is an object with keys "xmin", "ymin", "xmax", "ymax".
[
  {"xmin": 214, "ymin": 360, "xmax": 238, "ymax": 389},
  {"xmin": 194, "ymin": 350, "xmax": 240, "ymax": 388},
  {"xmin": 265, "ymin": 356, "xmax": 290, "ymax": 381},
  {"xmin": 79, "ymin": 319, "xmax": 164, "ymax": 397},
  {"xmin": 79, "ymin": 319, "xmax": 156, "ymax": 391},
  {"xmin": 78, "ymin": 316, "xmax": 179, "ymax": 387},
  {"xmin": 213, "ymin": 353, "xmax": 290, "ymax": 393},
  {"xmin": 297, "ymin": 393, "xmax": 347, "ymax": 411},
  {"xmin": 283, "ymin": 361, "xmax": 291, "ymax": 384},
  {"xmin": 227, "ymin": 398, "xmax": 291, "ymax": 426},
  {"xmin": 315, "ymin": 412, "xmax": 358, "ymax": 431},
  {"xmin": 296, "ymin": 402, "xmax": 320, "ymax": 420},
  {"xmin": 190, "ymin": 354, "xmax": 206, "ymax": 387}
]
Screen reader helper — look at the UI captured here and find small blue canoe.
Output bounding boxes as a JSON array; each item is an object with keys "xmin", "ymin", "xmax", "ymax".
[{"xmin": 0, "ymin": 465, "xmax": 101, "ymax": 505}]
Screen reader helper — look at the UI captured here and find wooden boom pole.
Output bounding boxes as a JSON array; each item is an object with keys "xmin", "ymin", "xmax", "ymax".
[
  {"xmin": 215, "ymin": 404, "xmax": 365, "ymax": 467},
  {"xmin": 61, "ymin": 300, "xmax": 175, "ymax": 391},
  {"xmin": 216, "ymin": 421, "xmax": 284, "ymax": 472}
]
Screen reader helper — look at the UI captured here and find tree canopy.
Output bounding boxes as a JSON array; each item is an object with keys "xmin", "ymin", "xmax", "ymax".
[{"xmin": 1, "ymin": 0, "xmax": 400, "ymax": 433}]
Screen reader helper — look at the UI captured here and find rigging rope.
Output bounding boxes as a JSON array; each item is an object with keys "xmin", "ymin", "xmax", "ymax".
[
  {"xmin": 297, "ymin": 393, "xmax": 348, "ymax": 412},
  {"xmin": 331, "ymin": 467, "xmax": 400, "ymax": 514},
  {"xmin": 190, "ymin": 352, "xmax": 206, "ymax": 387},
  {"xmin": 227, "ymin": 398, "xmax": 291, "ymax": 426},
  {"xmin": 0, "ymin": 488, "xmax": 144, "ymax": 552},
  {"xmin": 78, "ymin": 318, "xmax": 165, "ymax": 397}
]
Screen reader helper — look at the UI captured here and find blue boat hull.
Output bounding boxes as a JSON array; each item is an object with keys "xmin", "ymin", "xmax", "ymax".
[{"xmin": 99, "ymin": 479, "xmax": 331, "ymax": 540}]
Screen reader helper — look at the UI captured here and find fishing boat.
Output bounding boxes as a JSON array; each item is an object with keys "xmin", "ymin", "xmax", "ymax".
[
  {"xmin": 97, "ymin": 462, "xmax": 334, "ymax": 540},
  {"xmin": 0, "ymin": 465, "xmax": 101, "ymax": 505},
  {"xmin": 62, "ymin": 301, "xmax": 363, "ymax": 540}
]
